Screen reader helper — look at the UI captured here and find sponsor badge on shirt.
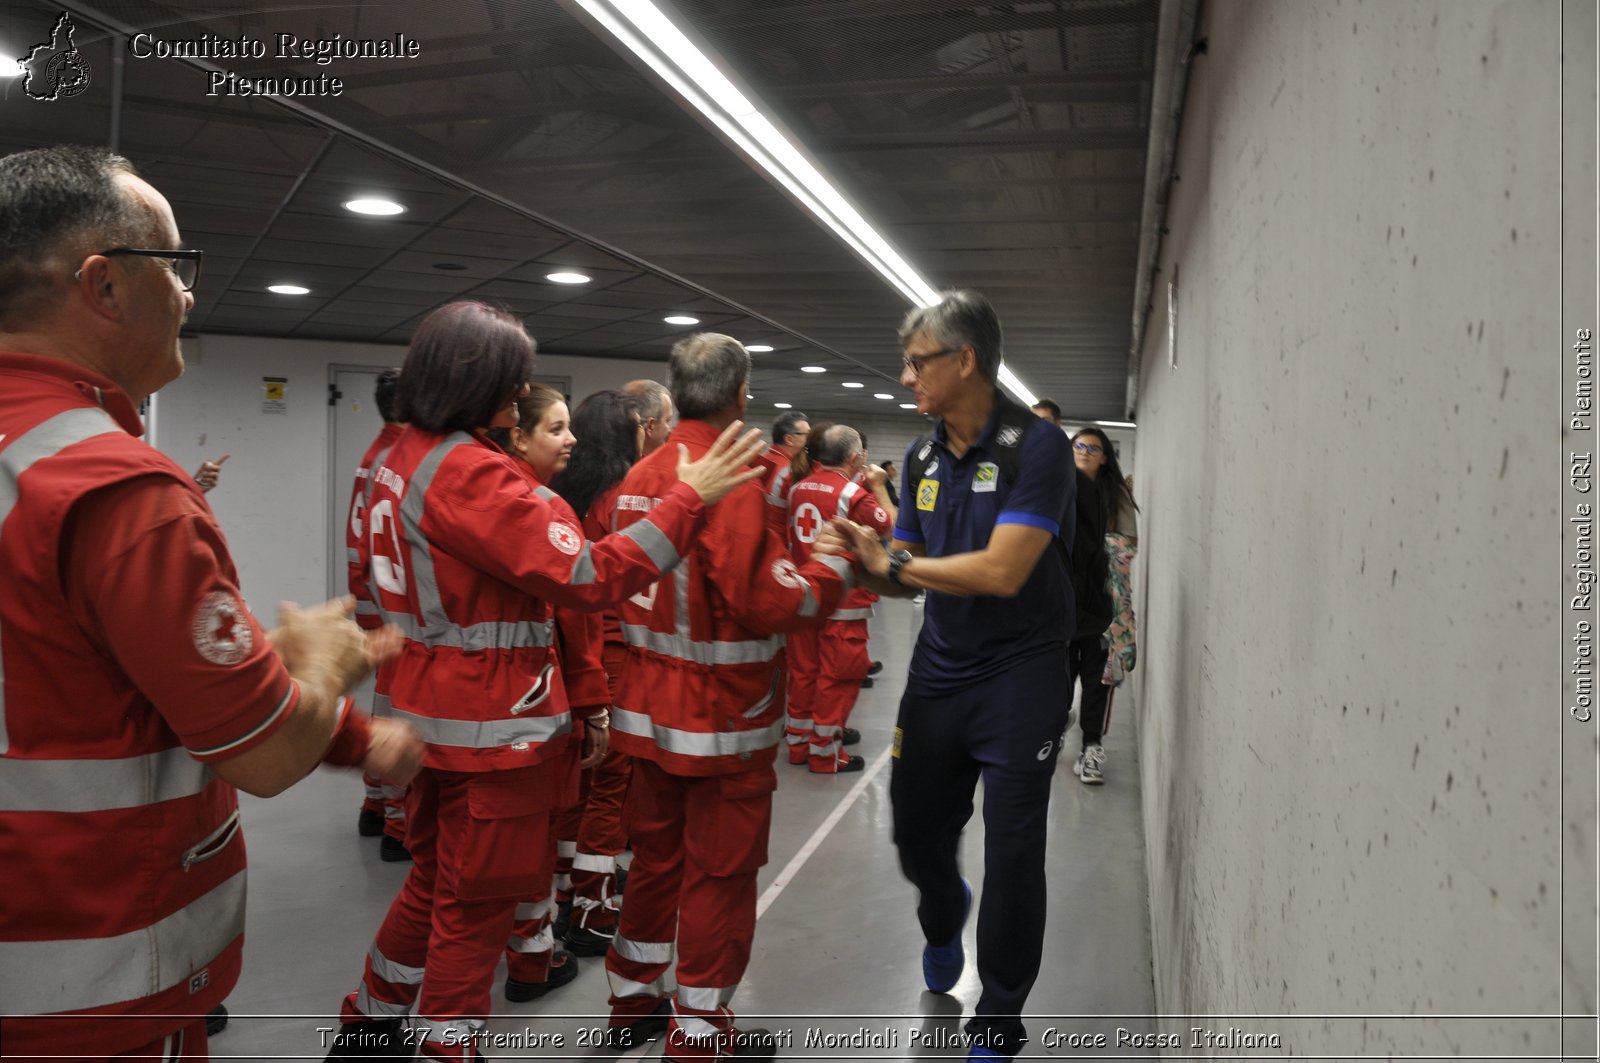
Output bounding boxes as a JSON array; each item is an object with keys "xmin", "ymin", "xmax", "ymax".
[
  {"xmin": 973, "ymin": 463, "xmax": 999, "ymax": 493},
  {"xmin": 916, "ymin": 479, "xmax": 939, "ymax": 511}
]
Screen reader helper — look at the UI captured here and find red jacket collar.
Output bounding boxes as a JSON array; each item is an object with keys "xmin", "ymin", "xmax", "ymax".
[{"xmin": 0, "ymin": 352, "xmax": 145, "ymax": 436}]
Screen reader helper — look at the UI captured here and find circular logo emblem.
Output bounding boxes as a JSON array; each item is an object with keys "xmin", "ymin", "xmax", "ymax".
[
  {"xmin": 771, "ymin": 558, "xmax": 803, "ymax": 588},
  {"xmin": 1036, "ymin": 740, "xmax": 1054, "ymax": 762},
  {"xmin": 46, "ymin": 51, "xmax": 92, "ymax": 99},
  {"xmin": 191, "ymin": 591, "xmax": 252, "ymax": 666},
  {"xmin": 791, "ymin": 501, "xmax": 825, "ymax": 544},
  {"xmin": 872, "ymin": 506, "xmax": 888, "ymax": 526},
  {"xmin": 547, "ymin": 520, "xmax": 582, "ymax": 556}
]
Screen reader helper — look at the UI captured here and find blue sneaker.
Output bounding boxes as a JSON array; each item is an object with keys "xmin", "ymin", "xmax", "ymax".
[{"xmin": 921, "ymin": 878, "xmax": 973, "ymax": 993}]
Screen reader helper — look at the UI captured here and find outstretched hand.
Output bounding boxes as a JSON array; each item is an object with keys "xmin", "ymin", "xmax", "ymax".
[
  {"xmin": 271, "ymin": 596, "xmax": 375, "ymax": 694},
  {"xmin": 676, "ymin": 421, "xmax": 766, "ymax": 504},
  {"xmin": 819, "ymin": 517, "xmax": 889, "ymax": 577},
  {"xmin": 193, "ymin": 453, "xmax": 230, "ymax": 493}
]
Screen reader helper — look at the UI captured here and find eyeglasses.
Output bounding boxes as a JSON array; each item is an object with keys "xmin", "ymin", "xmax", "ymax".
[
  {"xmin": 1073, "ymin": 441, "xmax": 1104, "ymax": 456},
  {"xmin": 901, "ymin": 347, "xmax": 962, "ymax": 377},
  {"xmin": 94, "ymin": 248, "xmax": 205, "ymax": 291}
]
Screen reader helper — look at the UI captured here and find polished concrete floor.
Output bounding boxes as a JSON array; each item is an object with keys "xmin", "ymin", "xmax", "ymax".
[{"xmin": 216, "ymin": 600, "xmax": 1155, "ymax": 1060}]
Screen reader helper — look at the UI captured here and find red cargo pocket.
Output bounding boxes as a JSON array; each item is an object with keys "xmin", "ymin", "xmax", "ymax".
[
  {"xmin": 457, "ymin": 768, "xmax": 555, "ymax": 902},
  {"xmin": 684, "ymin": 766, "xmax": 777, "ymax": 878}
]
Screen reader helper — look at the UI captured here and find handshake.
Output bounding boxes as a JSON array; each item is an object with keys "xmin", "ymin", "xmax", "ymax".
[{"xmin": 812, "ymin": 518, "xmax": 892, "ymax": 583}]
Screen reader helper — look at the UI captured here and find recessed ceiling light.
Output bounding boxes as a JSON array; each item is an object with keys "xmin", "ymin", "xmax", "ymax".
[
  {"xmin": 663, "ymin": 315, "xmax": 699, "ymax": 325},
  {"xmin": 267, "ymin": 284, "xmax": 310, "ymax": 295},
  {"xmin": 773, "ymin": 402, "xmax": 793, "ymax": 409},
  {"xmin": 546, "ymin": 272, "xmax": 591, "ymax": 284},
  {"xmin": 874, "ymin": 393, "xmax": 894, "ymax": 400},
  {"xmin": 746, "ymin": 344, "xmax": 774, "ymax": 352},
  {"xmin": 800, "ymin": 366, "xmax": 826, "ymax": 374},
  {"xmin": 899, "ymin": 402, "xmax": 918, "ymax": 409},
  {"xmin": 841, "ymin": 381, "xmax": 864, "ymax": 389},
  {"xmin": 344, "ymin": 197, "xmax": 405, "ymax": 216},
  {"xmin": 432, "ymin": 262, "xmax": 468, "ymax": 271},
  {"xmin": 0, "ymin": 60, "xmax": 23, "ymax": 78}
]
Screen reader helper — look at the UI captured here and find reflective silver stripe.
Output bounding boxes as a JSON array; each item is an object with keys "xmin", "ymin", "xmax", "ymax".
[
  {"xmin": 675, "ymin": 1012, "xmax": 722, "ymax": 1040},
  {"xmin": 389, "ymin": 707, "xmax": 570, "ymax": 750},
  {"xmin": 188, "ymin": 685, "xmax": 296, "ymax": 759},
  {"xmin": 371, "ymin": 691, "xmax": 392, "ymax": 718},
  {"xmin": 621, "ymin": 517, "xmax": 679, "ymax": 573},
  {"xmin": 677, "ymin": 984, "xmax": 738, "ymax": 1010},
  {"xmin": 397, "ymin": 433, "xmax": 474, "ymax": 636},
  {"xmin": 573, "ymin": 852, "xmax": 615, "ymax": 873},
  {"xmin": 354, "ymin": 983, "xmax": 412, "ymax": 1019},
  {"xmin": 0, "ymin": 869, "xmax": 245, "ymax": 1014},
  {"xmin": 515, "ymin": 900, "xmax": 551, "ymax": 921},
  {"xmin": 388, "ymin": 611, "xmax": 554, "ymax": 651},
  {"xmin": 569, "ymin": 542, "xmax": 599, "ymax": 586},
  {"xmin": 830, "ymin": 606, "xmax": 873, "ymax": 621},
  {"xmin": 765, "ymin": 464, "xmax": 791, "ymax": 507},
  {"xmin": 813, "ymin": 724, "xmax": 841, "ymax": 737},
  {"xmin": 346, "ymin": 546, "xmax": 363, "ymax": 565},
  {"xmin": 506, "ymin": 925, "xmax": 551, "ymax": 954},
  {"xmin": 0, "ymin": 406, "xmax": 124, "ymax": 754},
  {"xmin": 533, "ymin": 485, "xmax": 558, "ymax": 503},
  {"xmin": 838, "ymin": 480, "xmax": 861, "ymax": 517},
  {"xmin": 0, "ymin": 745, "xmax": 213, "ymax": 813},
  {"xmin": 558, "ymin": 839, "xmax": 577, "ymax": 856},
  {"xmin": 611, "ymin": 709, "xmax": 782, "ymax": 758},
  {"xmin": 608, "ymin": 972, "xmax": 669, "ymax": 1000},
  {"xmin": 367, "ymin": 945, "xmax": 423, "ymax": 986},
  {"xmin": 619, "ymin": 625, "xmax": 784, "ymax": 666},
  {"xmin": 817, "ymin": 554, "xmax": 855, "ymax": 590},
  {"xmin": 740, "ymin": 675, "xmax": 779, "ymax": 721},
  {"xmin": 612, "ymin": 935, "xmax": 674, "ymax": 964},
  {"xmin": 354, "ymin": 599, "xmax": 381, "ymax": 618},
  {"xmin": 796, "ymin": 580, "xmax": 819, "ymax": 619},
  {"xmin": 414, "ymin": 1015, "xmax": 481, "ymax": 1043}
]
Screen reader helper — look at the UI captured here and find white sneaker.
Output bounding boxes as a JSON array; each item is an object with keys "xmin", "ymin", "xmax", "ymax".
[{"xmin": 1074, "ymin": 744, "xmax": 1106, "ymax": 785}]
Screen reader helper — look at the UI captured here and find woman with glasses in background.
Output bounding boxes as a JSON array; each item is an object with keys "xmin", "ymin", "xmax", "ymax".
[{"xmin": 1067, "ymin": 428, "xmax": 1139, "ymax": 786}]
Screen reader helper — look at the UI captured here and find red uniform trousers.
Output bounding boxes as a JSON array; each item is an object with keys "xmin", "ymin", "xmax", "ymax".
[
  {"xmin": 360, "ymin": 675, "xmax": 408, "ymax": 842},
  {"xmin": 5, "ymin": 1019, "xmax": 209, "ymax": 1063},
  {"xmin": 571, "ymin": 641, "xmax": 633, "ymax": 932},
  {"xmin": 343, "ymin": 763, "xmax": 561, "ymax": 1060},
  {"xmin": 783, "ymin": 628, "xmax": 820, "ymax": 764},
  {"xmin": 787, "ymin": 619, "xmax": 870, "ymax": 772},
  {"xmin": 504, "ymin": 738, "xmax": 584, "ymax": 981},
  {"xmin": 605, "ymin": 759, "xmax": 775, "ymax": 1062}
]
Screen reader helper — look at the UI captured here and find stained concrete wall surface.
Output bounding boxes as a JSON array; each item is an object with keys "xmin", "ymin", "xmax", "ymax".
[{"xmin": 1131, "ymin": 1, "xmax": 1576, "ymax": 1056}]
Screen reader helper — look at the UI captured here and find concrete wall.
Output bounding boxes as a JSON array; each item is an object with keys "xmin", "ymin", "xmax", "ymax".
[{"xmin": 1131, "ymin": 1, "xmax": 1575, "ymax": 1055}]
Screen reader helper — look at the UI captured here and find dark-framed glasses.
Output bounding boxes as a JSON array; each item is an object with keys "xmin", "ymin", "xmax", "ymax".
[
  {"xmin": 95, "ymin": 248, "xmax": 204, "ymax": 291},
  {"xmin": 1073, "ymin": 441, "xmax": 1104, "ymax": 455},
  {"xmin": 901, "ymin": 347, "xmax": 962, "ymax": 377}
]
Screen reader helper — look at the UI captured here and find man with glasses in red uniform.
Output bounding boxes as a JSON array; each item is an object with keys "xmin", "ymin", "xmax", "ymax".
[{"xmin": 0, "ymin": 145, "xmax": 422, "ymax": 1061}]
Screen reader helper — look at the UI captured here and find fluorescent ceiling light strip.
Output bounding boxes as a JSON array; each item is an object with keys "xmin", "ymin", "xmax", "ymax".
[{"xmin": 581, "ymin": 0, "xmax": 1037, "ymax": 404}]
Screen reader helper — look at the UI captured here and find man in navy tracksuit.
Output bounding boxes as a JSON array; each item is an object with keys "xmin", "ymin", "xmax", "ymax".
[{"xmin": 819, "ymin": 289, "xmax": 1074, "ymax": 1060}]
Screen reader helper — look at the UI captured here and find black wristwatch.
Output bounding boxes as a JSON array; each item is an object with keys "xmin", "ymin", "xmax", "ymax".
[{"xmin": 886, "ymin": 549, "xmax": 914, "ymax": 587}]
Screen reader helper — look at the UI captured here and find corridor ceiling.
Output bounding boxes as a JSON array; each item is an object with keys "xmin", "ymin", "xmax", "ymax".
[{"xmin": 0, "ymin": 0, "xmax": 1158, "ymax": 422}]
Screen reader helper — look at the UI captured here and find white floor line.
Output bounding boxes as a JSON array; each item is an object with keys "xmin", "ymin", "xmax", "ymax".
[{"xmin": 754, "ymin": 745, "xmax": 894, "ymax": 921}]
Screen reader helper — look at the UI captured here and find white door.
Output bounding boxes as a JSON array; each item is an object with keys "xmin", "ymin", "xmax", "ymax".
[{"xmin": 327, "ymin": 366, "xmax": 390, "ymax": 601}]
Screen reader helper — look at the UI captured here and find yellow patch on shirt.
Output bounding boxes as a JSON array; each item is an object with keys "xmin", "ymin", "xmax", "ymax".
[
  {"xmin": 916, "ymin": 479, "xmax": 939, "ymax": 511},
  {"xmin": 892, "ymin": 727, "xmax": 903, "ymax": 758}
]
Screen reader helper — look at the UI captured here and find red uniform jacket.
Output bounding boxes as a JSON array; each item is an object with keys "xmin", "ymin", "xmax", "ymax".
[
  {"xmin": 610, "ymin": 420, "xmax": 855, "ymax": 776},
  {"xmin": 364, "ymin": 427, "xmax": 706, "ymax": 772},
  {"xmin": 787, "ymin": 467, "xmax": 893, "ymax": 620},
  {"xmin": 0, "ymin": 354, "xmax": 297, "ymax": 1056},
  {"xmin": 347, "ymin": 421, "xmax": 404, "ymax": 630}
]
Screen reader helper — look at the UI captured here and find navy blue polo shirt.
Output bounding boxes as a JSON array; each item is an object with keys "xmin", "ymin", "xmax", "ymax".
[{"xmin": 894, "ymin": 402, "xmax": 1075, "ymax": 692}]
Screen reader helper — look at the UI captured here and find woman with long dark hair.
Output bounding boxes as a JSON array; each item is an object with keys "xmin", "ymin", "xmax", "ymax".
[
  {"xmin": 547, "ymin": 389, "xmax": 647, "ymax": 954},
  {"xmin": 328, "ymin": 302, "xmax": 765, "ymax": 1057},
  {"xmin": 1067, "ymin": 427, "xmax": 1139, "ymax": 786}
]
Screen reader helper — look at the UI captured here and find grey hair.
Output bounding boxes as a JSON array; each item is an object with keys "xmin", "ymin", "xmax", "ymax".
[
  {"xmin": 624, "ymin": 378, "xmax": 672, "ymax": 423},
  {"xmin": 815, "ymin": 423, "xmax": 863, "ymax": 467},
  {"xmin": 772, "ymin": 409, "xmax": 810, "ymax": 446},
  {"xmin": 0, "ymin": 146, "xmax": 152, "ymax": 329},
  {"xmin": 667, "ymin": 333, "xmax": 750, "ymax": 420},
  {"xmin": 897, "ymin": 289, "xmax": 1003, "ymax": 385}
]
